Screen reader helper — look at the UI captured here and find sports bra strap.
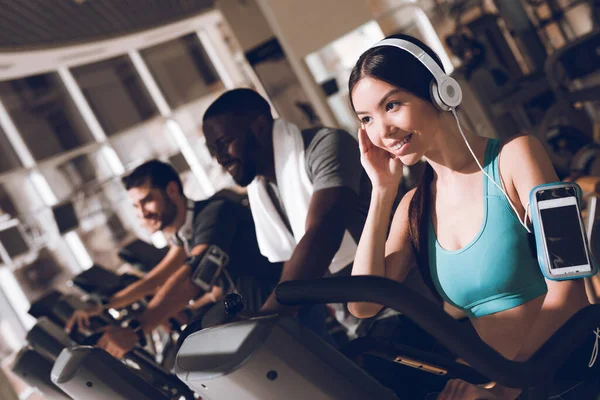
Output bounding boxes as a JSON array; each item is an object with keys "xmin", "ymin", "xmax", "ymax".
[{"xmin": 484, "ymin": 139, "xmax": 504, "ymax": 196}]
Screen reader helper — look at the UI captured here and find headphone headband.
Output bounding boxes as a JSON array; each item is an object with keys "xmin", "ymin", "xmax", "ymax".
[
  {"xmin": 371, "ymin": 38, "xmax": 448, "ymax": 86},
  {"xmin": 370, "ymin": 38, "xmax": 462, "ymax": 110}
]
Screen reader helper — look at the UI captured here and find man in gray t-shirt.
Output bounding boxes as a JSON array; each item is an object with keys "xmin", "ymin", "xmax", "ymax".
[
  {"xmin": 267, "ymin": 126, "xmax": 372, "ymax": 248},
  {"xmin": 202, "ymin": 89, "xmax": 435, "ymax": 320}
]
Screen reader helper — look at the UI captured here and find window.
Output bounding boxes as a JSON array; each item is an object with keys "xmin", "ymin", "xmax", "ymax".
[
  {"xmin": 0, "ymin": 172, "xmax": 45, "ymax": 216},
  {"xmin": 71, "ymin": 56, "xmax": 158, "ymax": 136},
  {"xmin": 39, "ymin": 152, "xmax": 101, "ymax": 201},
  {"xmin": 0, "ymin": 73, "xmax": 95, "ymax": 161},
  {"xmin": 140, "ymin": 34, "xmax": 223, "ymax": 108}
]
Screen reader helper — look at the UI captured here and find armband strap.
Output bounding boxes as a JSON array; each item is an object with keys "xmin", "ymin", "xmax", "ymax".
[{"xmin": 186, "ymin": 255, "xmax": 202, "ymax": 271}]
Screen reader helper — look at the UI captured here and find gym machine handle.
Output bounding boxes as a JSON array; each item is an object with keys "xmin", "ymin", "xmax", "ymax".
[
  {"xmin": 275, "ymin": 275, "xmax": 600, "ymax": 388},
  {"xmin": 202, "ymin": 293, "xmax": 245, "ymax": 329}
]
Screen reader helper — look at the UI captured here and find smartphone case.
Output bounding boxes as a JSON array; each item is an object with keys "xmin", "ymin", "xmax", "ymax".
[{"xmin": 529, "ymin": 182, "xmax": 598, "ymax": 281}]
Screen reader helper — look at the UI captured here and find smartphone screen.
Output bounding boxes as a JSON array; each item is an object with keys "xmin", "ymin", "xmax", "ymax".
[{"xmin": 537, "ymin": 192, "xmax": 591, "ymax": 274}]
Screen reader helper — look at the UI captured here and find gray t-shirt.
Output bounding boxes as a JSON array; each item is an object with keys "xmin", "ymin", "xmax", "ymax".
[
  {"xmin": 265, "ymin": 127, "xmax": 371, "ymax": 244},
  {"xmin": 302, "ymin": 127, "xmax": 372, "ymax": 244}
]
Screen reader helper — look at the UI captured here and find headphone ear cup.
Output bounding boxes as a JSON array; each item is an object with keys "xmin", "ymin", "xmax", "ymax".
[
  {"xmin": 439, "ymin": 77, "xmax": 463, "ymax": 109},
  {"xmin": 430, "ymin": 80, "xmax": 451, "ymax": 111}
]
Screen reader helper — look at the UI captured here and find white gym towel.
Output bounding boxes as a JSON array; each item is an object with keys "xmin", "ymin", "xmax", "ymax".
[{"xmin": 247, "ymin": 119, "xmax": 357, "ymax": 274}]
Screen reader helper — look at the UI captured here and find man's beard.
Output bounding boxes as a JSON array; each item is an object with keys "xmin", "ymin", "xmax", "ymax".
[
  {"xmin": 234, "ymin": 161, "xmax": 257, "ymax": 187},
  {"xmin": 233, "ymin": 132, "xmax": 260, "ymax": 187},
  {"xmin": 159, "ymin": 193, "xmax": 178, "ymax": 230}
]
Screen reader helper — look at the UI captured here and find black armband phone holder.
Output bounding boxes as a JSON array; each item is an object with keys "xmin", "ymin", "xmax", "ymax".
[{"xmin": 187, "ymin": 245, "xmax": 229, "ymax": 293}]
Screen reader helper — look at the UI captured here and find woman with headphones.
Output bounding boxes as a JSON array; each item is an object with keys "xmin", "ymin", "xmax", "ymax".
[{"xmin": 347, "ymin": 34, "xmax": 592, "ymax": 399}]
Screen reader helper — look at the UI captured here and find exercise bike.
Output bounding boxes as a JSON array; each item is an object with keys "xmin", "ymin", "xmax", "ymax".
[{"xmin": 50, "ymin": 274, "xmax": 600, "ymax": 399}]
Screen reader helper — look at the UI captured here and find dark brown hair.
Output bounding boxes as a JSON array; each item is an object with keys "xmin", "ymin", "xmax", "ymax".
[
  {"xmin": 348, "ymin": 34, "xmax": 444, "ymax": 301},
  {"xmin": 122, "ymin": 159, "xmax": 183, "ymax": 195}
]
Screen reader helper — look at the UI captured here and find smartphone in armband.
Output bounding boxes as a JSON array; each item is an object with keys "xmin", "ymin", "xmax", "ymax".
[
  {"xmin": 529, "ymin": 182, "xmax": 598, "ymax": 280},
  {"xmin": 188, "ymin": 245, "xmax": 229, "ymax": 292}
]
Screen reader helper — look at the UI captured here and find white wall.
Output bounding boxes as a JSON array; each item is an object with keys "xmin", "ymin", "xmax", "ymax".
[
  {"xmin": 215, "ymin": 0, "xmax": 273, "ymax": 51},
  {"xmin": 255, "ymin": 0, "xmax": 374, "ymax": 127},
  {"xmin": 256, "ymin": 0, "xmax": 373, "ymax": 58}
]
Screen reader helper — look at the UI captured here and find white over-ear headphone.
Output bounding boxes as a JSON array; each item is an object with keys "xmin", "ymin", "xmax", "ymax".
[{"xmin": 371, "ymin": 38, "xmax": 463, "ymax": 112}]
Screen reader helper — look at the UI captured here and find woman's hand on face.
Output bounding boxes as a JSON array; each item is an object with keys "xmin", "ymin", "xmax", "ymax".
[{"xmin": 358, "ymin": 127, "xmax": 403, "ymax": 190}]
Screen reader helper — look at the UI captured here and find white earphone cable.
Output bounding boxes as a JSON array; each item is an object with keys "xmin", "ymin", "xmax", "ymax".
[
  {"xmin": 589, "ymin": 328, "xmax": 600, "ymax": 368},
  {"xmin": 451, "ymin": 109, "xmax": 531, "ymax": 234}
]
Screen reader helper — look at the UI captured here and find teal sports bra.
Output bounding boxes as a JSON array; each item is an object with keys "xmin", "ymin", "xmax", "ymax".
[{"xmin": 428, "ymin": 139, "xmax": 548, "ymax": 318}]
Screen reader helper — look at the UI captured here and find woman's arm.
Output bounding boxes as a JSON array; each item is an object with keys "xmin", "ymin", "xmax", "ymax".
[
  {"xmin": 502, "ymin": 135, "xmax": 589, "ymax": 362},
  {"xmin": 439, "ymin": 135, "xmax": 591, "ymax": 400},
  {"xmin": 349, "ymin": 187, "xmax": 417, "ymax": 318}
]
